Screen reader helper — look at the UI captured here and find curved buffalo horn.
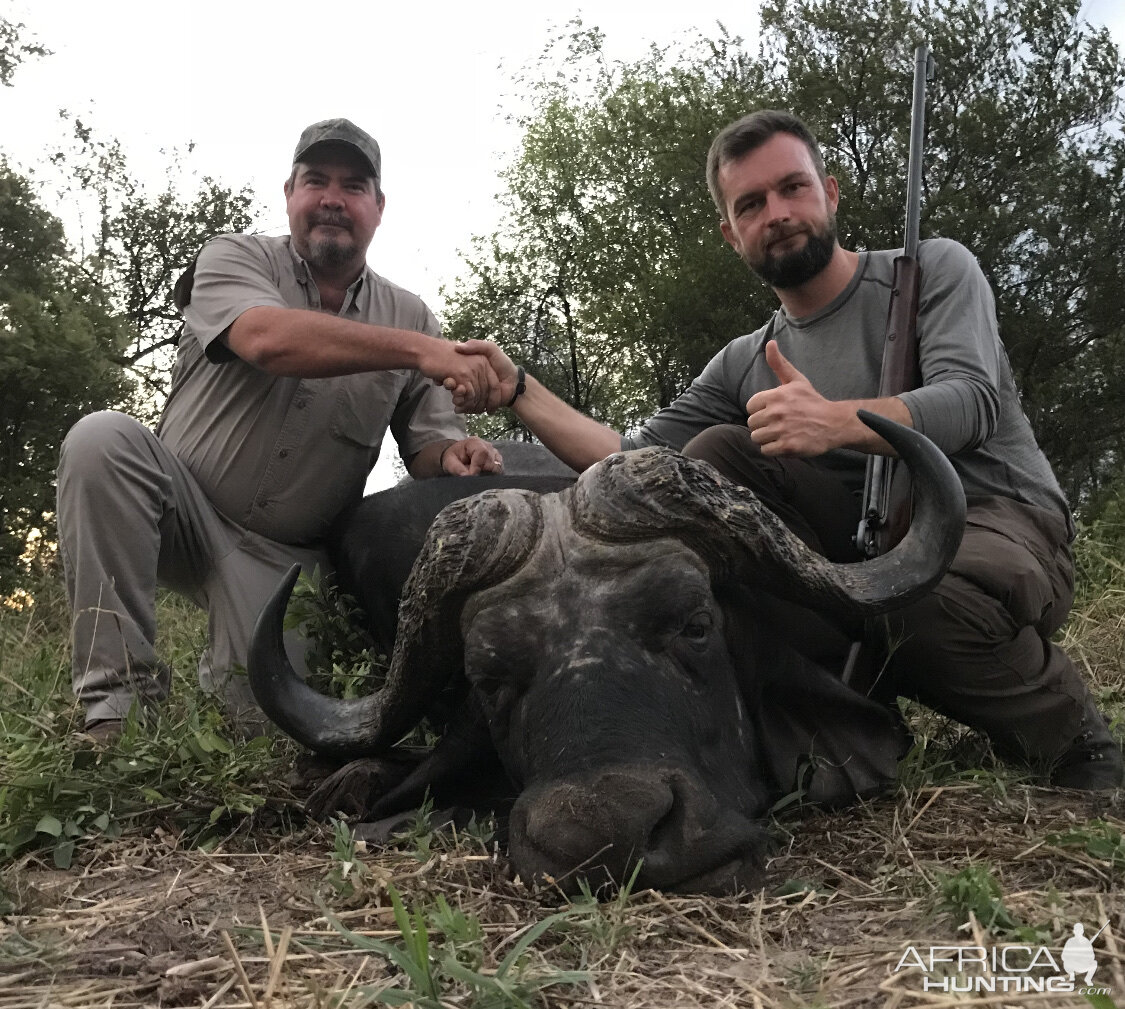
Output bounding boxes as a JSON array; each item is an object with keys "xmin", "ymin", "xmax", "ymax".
[
  {"xmin": 570, "ymin": 412, "xmax": 965, "ymax": 616},
  {"xmin": 248, "ymin": 490, "xmax": 545, "ymax": 758}
]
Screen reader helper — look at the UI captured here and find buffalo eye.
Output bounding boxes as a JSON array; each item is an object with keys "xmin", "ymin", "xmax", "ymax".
[{"xmin": 679, "ymin": 610, "xmax": 714, "ymax": 645}]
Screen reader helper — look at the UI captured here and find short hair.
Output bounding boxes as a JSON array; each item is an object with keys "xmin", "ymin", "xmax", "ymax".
[{"xmin": 706, "ymin": 110, "xmax": 827, "ymax": 219}]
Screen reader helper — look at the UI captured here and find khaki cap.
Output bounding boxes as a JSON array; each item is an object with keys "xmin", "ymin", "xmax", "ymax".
[{"xmin": 293, "ymin": 118, "xmax": 381, "ymax": 182}]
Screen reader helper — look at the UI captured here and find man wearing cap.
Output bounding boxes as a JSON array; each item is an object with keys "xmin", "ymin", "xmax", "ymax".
[{"xmin": 56, "ymin": 118, "xmax": 504, "ymax": 740}]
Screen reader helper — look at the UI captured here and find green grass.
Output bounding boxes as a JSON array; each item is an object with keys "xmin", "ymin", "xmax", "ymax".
[
  {"xmin": 0, "ymin": 570, "xmax": 298, "ymax": 874},
  {"xmin": 1046, "ymin": 819, "xmax": 1125, "ymax": 869},
  {"xmin": 2, "ymin": 540, "xmax": 1124, "ymax": 1007},
  {"xmin": 934, "ymin": 863, "xmax": 1048, "ymax": 941},
  {"xmin": 3, "ymin": 531, "xmax": 1124, "ymax": 876},
  {"xmin": 321, "ymin": 884, "xmax": 590, "ymax": 1008}
]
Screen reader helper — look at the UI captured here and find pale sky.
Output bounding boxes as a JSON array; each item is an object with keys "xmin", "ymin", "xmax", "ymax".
[
  {"xmin": 2, "ymin": 0, "xmax": 763, "ymax": 311},
  {"xmin": 3, "ymin": 0, "xmax": 1122, "ymax": 487},
  {"xmin": 7, "ymin": 0, "xmax": 1121, "ymax": 310}
]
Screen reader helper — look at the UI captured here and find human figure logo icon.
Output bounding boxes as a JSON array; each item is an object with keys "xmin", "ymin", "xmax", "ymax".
[{"xmin": 1062, "ymin": 922, "xmax": 1105, "ymax": 985}]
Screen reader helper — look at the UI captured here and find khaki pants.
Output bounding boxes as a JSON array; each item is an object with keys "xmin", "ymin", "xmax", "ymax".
[
  {"xmin": 683, "ymin": 424, "xmax": 1090, "ymax": 767},
  {"xmin": 56, "ymin": 411, "xmax": 325, "ymax": 727}
]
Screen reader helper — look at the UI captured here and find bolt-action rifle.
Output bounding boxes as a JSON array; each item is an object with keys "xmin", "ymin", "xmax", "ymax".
[{"xmin": 855, "ymin": 44, "xmax": 936, "ymax": 559}]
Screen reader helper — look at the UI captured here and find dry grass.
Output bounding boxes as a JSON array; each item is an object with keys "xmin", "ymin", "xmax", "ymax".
[
  {"xmin": 2, "ymin": 776, "xmax": 1122, "ymax": 1007},
  {"xmin": 1, "ymin": 567, "xmax": 1123, "ymax": 1007}
]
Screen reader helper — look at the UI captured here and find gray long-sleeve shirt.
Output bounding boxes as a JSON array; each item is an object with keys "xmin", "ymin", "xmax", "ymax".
[{"xmin": 623, "ymin": 238, "xmax": 1071, "ymax": 533}]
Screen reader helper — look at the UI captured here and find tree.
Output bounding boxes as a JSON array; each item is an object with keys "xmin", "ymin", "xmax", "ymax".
[
  {"xmin": 50, "ymin": 116, "xmax": 260, "ymax": 413},
  {"xmin": 0, "ymin": 15, "xmax": 47, "ymax": 87},
  {"xmin": 444, "ymin": 26, "xmax": 773, "ymax": 442},
  {"xmin": 0, "ymin": 162, "xmax": 131, "ymax": 591},
  {"xmin": 446, "ymin": 1, "xmax": 1125, "ymax": 508},
  {"xmin": 0, "ymin": 24, "xmax": 260, "ymax": 589},
  {"xmin": 761, "ymin": 0, "xmax": 1125, "ymax": 505}
]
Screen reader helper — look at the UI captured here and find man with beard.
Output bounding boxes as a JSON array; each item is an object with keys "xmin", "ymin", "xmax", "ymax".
[
  {"xmin": 450, "ymin": 109, "xmax": 1123, "ymax": 789},
  {"xmin": 57, "ymin": 118, "xmax": 504, "ymax": 739}
]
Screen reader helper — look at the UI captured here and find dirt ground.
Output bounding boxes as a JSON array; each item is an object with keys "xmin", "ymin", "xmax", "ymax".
[{"xmin": 2, "ymin": 784, "xmax": 1122, "ymax": 1008}]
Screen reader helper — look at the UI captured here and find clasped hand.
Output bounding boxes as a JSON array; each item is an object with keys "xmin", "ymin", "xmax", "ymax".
[
  {"xmin": 441, "ymin": 340, "xmax": 521, "ymax": 414},
  {"xmin": 419, "ymin": 339, "xmax": 519, "ymax": 414}
]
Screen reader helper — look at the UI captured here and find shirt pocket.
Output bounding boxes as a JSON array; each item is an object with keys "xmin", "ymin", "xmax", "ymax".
[{"xmin": 328, "ymin": 375, "xmax": 403, "ymax": 448}]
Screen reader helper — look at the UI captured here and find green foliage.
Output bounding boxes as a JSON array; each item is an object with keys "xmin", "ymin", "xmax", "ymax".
[
  {"xmin": 1074, "ymin": 479, "xmax": 1125, "ymax": 599},
  {"xmin": 763, "ymin": 0, "xmax": 1125, "ymax": 504},
  {"xmin": 427, "ymin": 892, "xmax": 485, "ymax": 973},
  {"xmin": 1046, "ymin": 819, "xmax": 1125, "ymax": 869},
  {"xmin": 0, "ymin": 162, "xmax": 132, "ymax": 592},
  {"xmin": 894, "ymin": 716, "xmax": 1016, "ymax": 793},
  {"xmin": 383, "ymin": 794, "xmax": 440, "ymax": 862},
  {"xmin": 0, "ymin": 699, "xmax": 285, "ymax": 865},
  {"xmin": 555, "ymin": 861, "xmax": 643, "ymax": 955},
  {"xmin": 0, "ymin": 17, "xmax": 49, "ymax": 88},
  {"xmin": 284, "ymin": 568, "xmax": 388, "ymax": 699},
  {"xmin": 445, "ymin": 25, "xmax": 770, "ymax": 441},
  {"xmin": 935, "ymin": 864, "xmax": 1047, "ymax": 941},
  {"xmin": 323, "ymin": 885, "xmax": 590, "ymax": 1008},
  {"xmin": 772, "ymin": 878, "xmax": 827, "ymax": 897},
  {"xmin": 0, "ymin": 108, "xmax": 260, "ymax": 590},
  {"xmin": 48, "ymin": 113, "xmax": 260, "ymax": 410},
  {"xmin": 323, "ymin": 817, "xmax": 373, "ymax": 899},
  {"xmin": 380, "ymin": 795, "xmax": 497, "ymax": 863},
  {"xmin": 448, "ymin": 1, "xmax": 1125, "ymax": 504},
  {"xmin": 785, "ymin": 955, "xmax": 829, "ymax": 996},
  {"xmin": 0, "ymin": 579, "xmax": 293, "ymax": 875}
]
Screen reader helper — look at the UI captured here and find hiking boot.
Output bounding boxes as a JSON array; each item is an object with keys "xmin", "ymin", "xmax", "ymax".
[
  {"xmin": 80, "ymin": 718, "xmax": 124, "ymax": 745},
  {"xmin": 1050, "ymin": 700, "xmax": 1124, "ymax": 790}
]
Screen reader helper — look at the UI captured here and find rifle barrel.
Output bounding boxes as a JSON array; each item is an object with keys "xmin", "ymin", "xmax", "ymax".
[
  {"xmin": 856, "ymin": 42, "xmax": 934, "ymax": 557},
  {"xmin": 903, "ymin": 45, "xmax": 934, "ymax": 260}
]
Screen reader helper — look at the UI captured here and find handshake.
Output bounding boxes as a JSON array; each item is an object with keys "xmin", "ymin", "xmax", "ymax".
[{"xmin": 423, "ymin": 338, "xmax": 522, "ymax": 414}]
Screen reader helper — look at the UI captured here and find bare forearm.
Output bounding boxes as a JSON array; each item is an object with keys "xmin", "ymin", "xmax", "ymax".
[
  {"xmin": 449, "ymin": 341, "xmax": 620, "ymax": 470},
  {"xmin": 228, "ymin": 306, "xmax": 439, "ymax": 377},
  {"xmin": 406, "ymin": 440, "xmax": 456, "ymax": 479},
  {"xmin": 512, "ymin": 376, "xmax": 621, "ymax": 472},
  {"xmin": 836, "ymin": 396, "xmax": 914, "ymax": 454}
]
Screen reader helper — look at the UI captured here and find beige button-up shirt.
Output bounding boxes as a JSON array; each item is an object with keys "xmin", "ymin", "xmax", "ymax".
[{"xmin": 157, "ymin": 234, "xmax": 465, "ymax": 546}]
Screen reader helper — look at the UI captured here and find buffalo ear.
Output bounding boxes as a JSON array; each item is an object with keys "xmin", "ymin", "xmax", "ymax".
[{"xmin": 750, "ymin": 650, "xmax": 908, "ymax": 808}]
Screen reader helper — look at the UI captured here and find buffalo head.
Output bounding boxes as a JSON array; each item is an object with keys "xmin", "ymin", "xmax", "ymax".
[{"xmin": 250, "ymin": 414, "xmax": 965, "ymax": 894}]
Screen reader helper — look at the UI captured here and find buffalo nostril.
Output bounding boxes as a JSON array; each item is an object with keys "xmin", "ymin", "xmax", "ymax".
[
  {"xmin": 513, "ymin": 773, "xmax": 676, "ymax": 882},
  {"xmin": 645, "ymin": 792, "xmax": 686, "ymax": 855},
  {"xmin": 510, "ymin": 767, "xmax": 767, "ymax": 893}
]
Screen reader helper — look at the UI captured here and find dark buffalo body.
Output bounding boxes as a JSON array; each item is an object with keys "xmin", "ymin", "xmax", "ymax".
[
  {"xmin": 250, "ymin": 418, "xmax": 965, "ymax": 894},
  {"xmin": 329, "ymin": 472, "xmax": 576, "ymax": 653}
]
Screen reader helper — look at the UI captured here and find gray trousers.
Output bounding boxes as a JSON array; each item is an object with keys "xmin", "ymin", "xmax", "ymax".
[
  {"xmin": 682, "ymin": 424, "xmax": 1091, "ymax": 768},
  {"xmin": 56, "ymin": 411, "xmax": 325, "ymax": 727}
]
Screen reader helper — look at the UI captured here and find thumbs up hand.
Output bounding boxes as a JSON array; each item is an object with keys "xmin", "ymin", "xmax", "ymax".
[
  {"xmin": 745, "ymin": 340, "xmax": 846, "ymax": 457},
  {"xmin": 763, "ymin": 339, "xmax": 804, "ymax": 385}
]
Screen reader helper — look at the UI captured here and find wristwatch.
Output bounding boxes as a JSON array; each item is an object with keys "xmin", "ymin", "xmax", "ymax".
[{"xmin": 506, "ymin": 366, "xmax": 526, "ymax": 407}]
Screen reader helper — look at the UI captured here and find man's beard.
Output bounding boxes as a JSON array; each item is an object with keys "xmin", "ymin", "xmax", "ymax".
[
  {"xmin": 307, "ymin": 234, "xmax": 357, "ymax": 270},
  {"xmin": 304, "ymin": 215, "xmax": 357, "ymax": 271},
  {"xmin": 748, "ymin": 215, "xmax": 837, "ymax": 289}
]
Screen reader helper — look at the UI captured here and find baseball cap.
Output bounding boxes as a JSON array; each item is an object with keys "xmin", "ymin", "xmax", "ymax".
[{"xmin": 292, "ymin": 118, "xmax": 381, "ymax": 182}]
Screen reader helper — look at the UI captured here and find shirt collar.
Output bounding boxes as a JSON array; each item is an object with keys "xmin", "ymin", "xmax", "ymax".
[{"xmin": 286, "ymin": 236, "xmax": 368, "ymax": 314}]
